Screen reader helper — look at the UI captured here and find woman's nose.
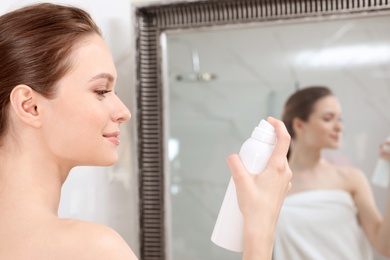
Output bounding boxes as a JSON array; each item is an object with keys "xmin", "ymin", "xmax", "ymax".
[
  {"xmin": 112, "ymin": 95, "xmax": 131, "ymax": 123},
  {"xmin": 335, "ymin": 120, "xmax": 343, "ymax": 132}
]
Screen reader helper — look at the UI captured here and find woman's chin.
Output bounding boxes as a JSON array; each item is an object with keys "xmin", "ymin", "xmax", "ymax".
[
  {"xmin": 94, "ymin": 153, "xmax": 119, "ymax": 166},
  {"xmin": 322, "ymin": 141, "xmax": 340, "ymax": 149}
]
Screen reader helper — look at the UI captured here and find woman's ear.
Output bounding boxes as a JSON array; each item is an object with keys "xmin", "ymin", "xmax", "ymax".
[
  {"xmin": 292, "ymin": 117, "xmax": 304, "ymax": 136},
  {"xmin": 10, "ymin": 85, "xmax": 42, "ymax": 128}
]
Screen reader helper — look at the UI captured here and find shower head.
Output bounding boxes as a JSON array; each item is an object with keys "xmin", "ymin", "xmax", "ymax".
[
  {"xmin": 176, "ymin": 72, "xmax": 217, "ymax": 82},
  {"xmin": 170, "ymin": 37, "xmax": 217, "ymax": 83}
]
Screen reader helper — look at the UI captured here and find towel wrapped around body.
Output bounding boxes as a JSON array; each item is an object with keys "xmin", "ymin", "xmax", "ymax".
[{"xmin": 273, "ymin": 190, "xmax": 372, "ymax": 260}]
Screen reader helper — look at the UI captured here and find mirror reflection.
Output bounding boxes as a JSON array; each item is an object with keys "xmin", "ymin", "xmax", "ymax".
[{"xmin": 165, "ymin": 13, "xmax": 390, "ymax": 260}]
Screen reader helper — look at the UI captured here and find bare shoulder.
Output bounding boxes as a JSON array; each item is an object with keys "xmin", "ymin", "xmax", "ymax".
[
  {"xmin": 55, "ymin": 218, "xmax": 138, "ymax": 260},
  {"xmin": 336, "ymin": 165, "xmax": 365, "ymax": 178},
  {"xmin": 336, "ymin": 165, "xmax": 369, "ymax": 191}
]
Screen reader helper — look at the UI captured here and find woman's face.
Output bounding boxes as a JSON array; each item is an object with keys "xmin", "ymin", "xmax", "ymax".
[
  {"xmin": 299, "ymin": 95, "xmax": 343, "ymax": 149},
  {"xmin": 39, "ymin": 34, "xmax": 131, "ymax": 167}
]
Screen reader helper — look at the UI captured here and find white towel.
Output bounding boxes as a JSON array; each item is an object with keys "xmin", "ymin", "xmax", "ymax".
[{"xmin": 273, "ymin": 190, "xmax": 373, "ymax": 260}]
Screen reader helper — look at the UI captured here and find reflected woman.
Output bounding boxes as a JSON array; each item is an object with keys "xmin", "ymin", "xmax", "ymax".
[
  {"xmin": 0, "ymin": 3, "xmax": 292, "ymax": 259},
  {"xmin": 273, "ymin": 86, "xmax": 390, "ymax": 259}
]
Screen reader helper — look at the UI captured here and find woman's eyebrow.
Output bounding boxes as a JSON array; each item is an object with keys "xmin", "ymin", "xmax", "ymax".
[{"xmin": 89, "ymin": 73, "xmax": 115, "ymax": 83}]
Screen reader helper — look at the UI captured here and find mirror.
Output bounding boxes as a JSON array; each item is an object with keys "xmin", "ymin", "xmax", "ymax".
[{"xmin": 135, "ymin": 1, "xmax": 390, "ymax": 259}]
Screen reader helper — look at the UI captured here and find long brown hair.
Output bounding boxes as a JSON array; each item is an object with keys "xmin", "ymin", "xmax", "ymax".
[
  {"xmin": 0, "ymin": 3, "xmax": 101, "ymax": 145},
  {"xmin": 282, "ymin": 86, "xmax": 334, "ymax": 158}
]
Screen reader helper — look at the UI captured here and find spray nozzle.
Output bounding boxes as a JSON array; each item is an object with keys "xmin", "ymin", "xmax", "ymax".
[
  {"xmin": 251, "ymin": 119, "xmax": 276, "ymax": 145},
  {"xmin": 258, "ymin": 119, "xmax": 275, "ymax": 134}
]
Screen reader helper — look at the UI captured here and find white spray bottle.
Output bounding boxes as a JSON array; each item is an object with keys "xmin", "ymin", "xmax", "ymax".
[
  {"xmin": 372, "ymin": 134, "xmax": 390, "ymax": 188},
  {"xmin": 211, "ymin": 119, "xmax": 276, "ymax": 252}
]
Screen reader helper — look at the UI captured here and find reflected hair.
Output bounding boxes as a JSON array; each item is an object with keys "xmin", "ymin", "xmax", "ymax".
[
  {"xmin": 0, "ymin": 3, "xmax": 101, "ymax": 145},
  {"xmin": 282, "ymin": 86, "xmax": 333, "ymax": 158}
]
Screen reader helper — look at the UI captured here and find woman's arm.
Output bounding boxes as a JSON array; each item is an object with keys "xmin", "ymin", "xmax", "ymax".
[
  {"xmin": 228, "ymin": 117, "xmax": 292, "ymax": 260},
  {"xmin": 351, "ymin": 141, "xmax": 390, "ymax": 257},
  {"xmin": 376, "ymin": 141, "xmax": 390, "ymax": 255}
]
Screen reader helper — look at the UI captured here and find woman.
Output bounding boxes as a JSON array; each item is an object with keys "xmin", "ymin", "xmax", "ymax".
[
  {"xmin": 274, "ymin": 86, "xmax": 390, "ymax": 259},
  {"xmin": 0, "ymin": 3, "xmax": 292, "ymax": 259}
]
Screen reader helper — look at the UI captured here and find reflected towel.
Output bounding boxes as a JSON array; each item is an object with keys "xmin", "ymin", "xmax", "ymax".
[{"xmin": 273, "ymin": 190, "xmax": 372, "ymax": 260}]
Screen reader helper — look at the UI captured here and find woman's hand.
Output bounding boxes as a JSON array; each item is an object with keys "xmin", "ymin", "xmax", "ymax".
[
  {"xmin": 379, "ymin": 141, "xmax": 390, "ymax": 162},
  {"xmin": 227, "ymin": 117, "xmax": 292, "ymax": 260}
]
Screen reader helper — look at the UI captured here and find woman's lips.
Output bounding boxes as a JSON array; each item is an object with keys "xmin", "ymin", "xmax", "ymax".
[
  {"xmin": 103, "ymin": 132, "xmax": 120, "ymax": 145},
  {"xmin": 330, "ymin": 134, "xmax": 340, "ymax": 142}
]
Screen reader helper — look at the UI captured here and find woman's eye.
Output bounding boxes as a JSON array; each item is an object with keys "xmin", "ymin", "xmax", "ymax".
[{"xmin": 95, "ymin": 90, "xmax": 112, "ymax": 97}]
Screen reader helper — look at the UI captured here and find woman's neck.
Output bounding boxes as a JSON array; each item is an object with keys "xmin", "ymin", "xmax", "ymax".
[
  {"xmin": 288, "ymin": 142, "xmax": 323, "ymax": 171},
  {"xmin": 0, "ymin": 149, "xmax": 68, "ymax": 216}
]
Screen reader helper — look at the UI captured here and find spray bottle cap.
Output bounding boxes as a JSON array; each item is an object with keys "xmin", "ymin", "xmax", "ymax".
[{"xmin": 251, "ymin": 119, "xmax": 276, "ymax": 145}]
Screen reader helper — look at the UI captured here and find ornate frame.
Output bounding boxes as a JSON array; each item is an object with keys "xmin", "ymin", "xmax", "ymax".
[{"xmin": 134, "ymin": 0, "xmax": 390, "ymax": 259}]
